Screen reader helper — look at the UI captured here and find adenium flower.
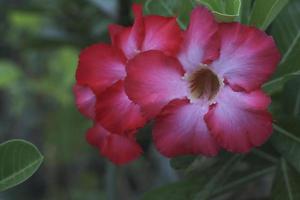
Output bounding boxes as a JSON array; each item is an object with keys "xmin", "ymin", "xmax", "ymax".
[
  {"xmin": 125, "ymin": 7, "xmax": 280, "ymax": 157},
  {"xmin": 73, "ymin": 4, "xmax": 182, "ymax": 164}
]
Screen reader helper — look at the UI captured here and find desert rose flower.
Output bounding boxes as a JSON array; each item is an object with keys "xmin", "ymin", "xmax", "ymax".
[
  {"xmin": 74, "ymin": 4, "xmax": 182, "ymax": 164},
  {"xmin": 125, "ymin": 6, "xmax": 281, "ymax": 157}
]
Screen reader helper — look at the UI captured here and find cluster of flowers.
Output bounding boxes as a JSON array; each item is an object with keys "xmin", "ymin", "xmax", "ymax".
[{"xmin": 74, "ymin": 4, "xmax": 280, "ymax": 165}]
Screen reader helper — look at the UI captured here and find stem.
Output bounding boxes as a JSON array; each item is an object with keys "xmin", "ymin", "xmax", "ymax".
[{"xmin": 106, "ymin": 161, "xmax": 117, "ymax": 200}]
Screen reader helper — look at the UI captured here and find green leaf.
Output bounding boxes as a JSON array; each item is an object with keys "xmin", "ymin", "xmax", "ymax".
[
  {"xmin": 249, "ymin": 0, "xmax": 289, "ymax": 30},
  {"xmin": 0, "ymin": 139, "xmax": 44, "ymax": 192},
  {"xmin": 0, "ymin": 61, "xmax": 21, "ymax": 88},
  {"xmin": 264, "ymin": 0, "xmax": 300, "ymax": 94},
  {"xmin": 170, "ymin": 155, "xmax": 197, "ymax": 170},
  {"xmin": 271, "ymin": 159, "xmax": 300, "ymax": 200},
  {"xmin": 196, "ymin": 0, "xmax": 241, "ymax": 22}
]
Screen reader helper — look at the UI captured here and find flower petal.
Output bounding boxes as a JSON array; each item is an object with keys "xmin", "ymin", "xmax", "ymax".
[
  {"xmin": 86, "ymin": 123, "xmax": 142, "ymax": 165},
  {"xmin": 205, "ymin": 86, "xmax": 273, "ymax": 153},
  {"xmin": 153, "ymin": 99, "xmax": 220, "ymax": 157},
  {"xmin": 96, "ymin": 81, "xmax": 146, "ymax": 133},
  {"xmin": 108, "ymin": 4, "xmax": 144, "ymax": 59},
  {"xmin": 108, "ymin": 24, "xmax": 126, "ymax": 44},
  {"xmin": 76, "ymin": 44, "xmax": 127, "ymax": 94},
  {"xmin": 142, "ymin": 15, "xmax": 182, "ymax": 56},
  {"xmin": 73, "ymin": 84, "xmax": 96, "ymax": 119},
  {"xmin": 211, "ymin": 23, "xmax": 281, "ymax": 92},
  {"xmin": 125, "ymin": 50, "xmax": 188, "ymax": 118},
  {"xmin": 178, "ymin": 6, "xmax": 219, "ymax": 73}
]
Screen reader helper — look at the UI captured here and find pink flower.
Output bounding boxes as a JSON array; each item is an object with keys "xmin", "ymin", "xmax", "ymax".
[
  {"xmin": 125, "ymin": 7, "xmax": 281, "ymax": 157},
  {"xmin": 73, "ymin": 4, "xmax": 182, "ymax": 164}
]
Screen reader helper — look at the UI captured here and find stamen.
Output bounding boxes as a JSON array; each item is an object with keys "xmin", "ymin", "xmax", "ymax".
[{"xmin": 189, "ymin": 68, "xmax": 220, "ymax": 100}]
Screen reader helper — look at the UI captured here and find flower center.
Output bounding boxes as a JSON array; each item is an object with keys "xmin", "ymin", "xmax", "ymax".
[{"xmin": 188, "ymin": 67, "xmax": 221, "ymax": 101}]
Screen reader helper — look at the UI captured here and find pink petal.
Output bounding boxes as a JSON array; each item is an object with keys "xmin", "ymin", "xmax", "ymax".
[
  {"xmin": 108, "ymin": 24, "xmax": 126, "ymax": 44},
  {"xmin": 178, "ymin": 6, "xmax": 219, "ymax": 73},
  {"xmin": 109, "ymin": 5, "xmax": 182, "ymax": 59},
  {"xmin": 96, "ymin": 81, "xmax": 146, "ymax": 134},
  {"xmin": 86, "ymin": 123, "xmax": 142, "ymax": 165},
  {"xmin": 153, "ymin": 99, "xmax": 220, "ymax": 157},
  {"xmin": 73, "ymin": 84, "xmax": 96, "ymax": 119},
  {"xmin": 205, "ymin": 86, "xmax": 273, "ymax": 153},
  {"xmin": 125, "ymin": 50, "xmax": 189, "ymax": 118},
  {"xmin": 142, "ymin": 15, "xmax": 182, "ymax": 56},
  {"xmin": 76, "ymin": 44, "xmax": 127, "ymax": 94},
  {"xmin": 108, "ymin": 4, "xmax": 144, "ymax": 59},
  {"xmin": 211, "ymin": 23, "xmax": 281, "ymax": 92}
]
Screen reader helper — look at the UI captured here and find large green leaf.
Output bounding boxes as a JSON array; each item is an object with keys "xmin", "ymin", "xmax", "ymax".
[
  {"xmin": 272, "ymin": 159, "xmax": 300, "ymax": 200},
  {"xmin": 264, "ymin": 0, "xmax": 300, "ymax": 94},
  {"xmin": 250, "ymin": 0, "xmax": 289, "ymax": 30},
  {"xmin": 0, "ymin": 139, "xmax": 43, "ymax": 192},
  {"xmin": 196, "ymin": 0, "xmax": 241, "ymax": 22}
]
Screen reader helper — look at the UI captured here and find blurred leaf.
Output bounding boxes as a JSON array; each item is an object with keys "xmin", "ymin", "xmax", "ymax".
[
  {"xmin": 0, "ymin": 61, "xmax": 21, "ymax": 88},
  {"xmin": 193, "ymin": 155, "xmax": 242, "ymax": 200},
  {"xmin": 213, "ymin": 166, "xmax": 276, "ymax": 198},
  {"xmin": 87, "ymin": 0, "xmax": 118, "ymax": 18},
  {"xmin": 44, "ymin": 105, "xmax": 90, "ymax": 163},
  {"xmin": 9, "ymin": 11, "xmax": 43, "ymax": 33},
  {"xmin": 196, "ymin": 0, "xmax": 241, "ymax": 22},
  {"xmin": 272, "ymin": 123, "xmax": 300, "ymax": 173},
  {"xmin": 271, "ymin": 77, "xmax": 300, "ymax": 172},
  {"xmin": 0, "ymin": 139, "xmax": 43, "ymax": 192},
  {"xmin": 170, "ymin": 156, "xmax": 197, "ymax": 170},
  {"xmin": 29, "ymin": 47, "xmax": 78, "ymax": 105},
  {"xmin": 239, "ymin": 0, "xmax": 253, "ymax": 24},
  {"xmin": 142, "ymin": 175, "xmax": 207, "ymax": 200},
  {"xmin": 281, "ymin": 76, "xmax": 300, "ymax": 116},
  {"xmin": 265, "ymin": 0, "xmax": 300, "ymax": 94},
  {"xmin": 271, "ymin": 159, "xmax": 300, "ymax": 200},
  {"xmin": 142, "ymin": 155, "xmax": 242, "ymax": 200},
  {"xmin": 144, "ymin": 0, "xmax": 194, "ymax": 28},
  {"xmin": 250, "ymin": 0, "xmax": 289, "ymax": 30},
  {"xmin": 263, "ymin": 72, "xmax": 300, "ymax": 94}
]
